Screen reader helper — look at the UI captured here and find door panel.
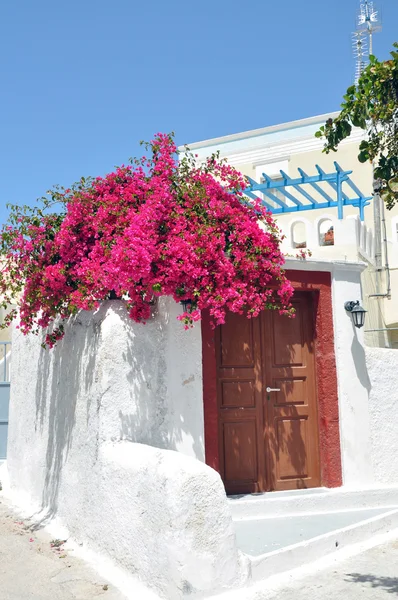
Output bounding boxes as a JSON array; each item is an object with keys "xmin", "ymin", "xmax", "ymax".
[
  {"xmin": 222, "ymin": 420, "xmax": 258, "ymax": 483},
  {"xmin": 215, "ymin": 292, "xmax": 320, "ymax": 494},
  {"xmin": 219, "ymin": 312, "xmax": 255, "ymax": 367},
  {"xmin": 221, "ymin": 380, "xmax": 256, "ymax": 409},
  {"xmin": 274, "ymin": 378, "xmax": 307, "ymax": 405},
  {"xmin": 216, "ymin": 312, "xmax": 267, "ymax": 494},
  {"xmin": 275, "ymin": 417, "xmax": 309, "ymax": 480},
  {"xmin": 263, "ymin": 294, "xmax": 320, "ymax": 491},
  {"xmin": 271, "ymin": 308, "xmax": 304, "ymax": 366}
]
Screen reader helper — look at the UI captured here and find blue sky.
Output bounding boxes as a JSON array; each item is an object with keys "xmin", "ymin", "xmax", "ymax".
[{"xmin": 0, "ymin": 0, "xmax": 397, "ymax": 225}]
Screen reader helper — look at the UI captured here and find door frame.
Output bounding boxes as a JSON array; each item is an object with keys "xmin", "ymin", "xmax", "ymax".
[{"xmin": 201, "ymin": 269, "xmax": 342, "ymax": 490}]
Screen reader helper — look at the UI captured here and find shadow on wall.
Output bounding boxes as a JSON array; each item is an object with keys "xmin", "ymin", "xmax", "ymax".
[
  {"xmin": 34, "ymin": 308, "xmax": 102, "ymax": 522},
  {"xmin": 334, "ymin": 268, "xmax": 371, "ymax": 395},
  {"xmin": 33, "ymin": 300, "xmax": 203, "ymax": 521},
  {"xmin": 117, "ymin": 298, "xmax": 204, "ymax": 461},
  {"xmin": 351, "ymin": 329, "xmax": 372, "ymax": 394}
]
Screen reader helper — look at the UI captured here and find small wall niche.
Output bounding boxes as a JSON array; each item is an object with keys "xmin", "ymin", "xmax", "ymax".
[
  {"xmin": 319, "ymin": 219, "xmax": 334, "ymax": 247},
  {"xmin": 291, "ymin": 221, "xmax": 307, "ymax": 249}
]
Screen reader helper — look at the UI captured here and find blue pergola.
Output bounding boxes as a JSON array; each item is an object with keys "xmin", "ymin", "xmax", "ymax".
[{"xmin": 244, "ymin": 162, "xmax": 372, "ymax": 221}]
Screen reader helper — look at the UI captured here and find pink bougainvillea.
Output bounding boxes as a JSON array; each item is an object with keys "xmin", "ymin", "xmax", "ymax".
[{"xmin": 0, "ymin": 134, "xmax": 294, "ymax": 347}]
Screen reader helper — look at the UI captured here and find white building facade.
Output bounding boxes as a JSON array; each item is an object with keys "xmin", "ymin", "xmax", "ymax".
[
  {"xmin": 187, "ymin": 112, "xmax": 398, "ymax": 350},
  {"xmin": 3, "ymin": 114, "xmax": 398, "ymax": 599}
]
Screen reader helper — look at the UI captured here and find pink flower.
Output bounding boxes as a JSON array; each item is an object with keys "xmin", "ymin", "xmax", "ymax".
[{"xmin": 0, "ymin": 134, "xmax": 294, "ymax": 347}]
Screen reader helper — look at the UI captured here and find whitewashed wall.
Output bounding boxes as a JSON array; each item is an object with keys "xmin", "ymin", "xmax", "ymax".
[
  {"xmin": 366, "ymin": 347, "xmax": 398, "ymax": 484},
  {"xmin": 280, "ymin": 215, "xmax": 374, "ymax": 264},
  {"xmin": 331, "ymin": 263, "xmax": 373, "ymax": 486},
  {"xmin": 7, "ymin": 299, "xmax": 248, "ymax": 599},
  {"xmin": 6, "ymin": 262, "xmax": 387, "ymax": 599},
  {"xmin": 7, "ymin": 262, "xmax": 377, "ymax": 500},
  {"xmin": 284, "ymin": 259, "xmax": 373, "ymax": 487}
]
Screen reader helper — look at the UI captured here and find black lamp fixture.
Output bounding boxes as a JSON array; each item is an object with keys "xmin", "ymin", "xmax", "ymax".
[
  {"xmin": 180, "ymin": 299, "xmax": 193, "ymax": 313},
  {"xmin": 344, "ymin": 300, "xmax": 367, "ymax": 329}
]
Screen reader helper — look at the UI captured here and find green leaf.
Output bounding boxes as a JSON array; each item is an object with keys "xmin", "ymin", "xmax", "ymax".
[{"xmin": 358, "ymin": 151, "xmax": 369, "ymax": 163}]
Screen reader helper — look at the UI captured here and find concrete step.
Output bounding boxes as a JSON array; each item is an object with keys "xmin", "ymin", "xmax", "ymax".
[
  {"xmin": 228, "ymin": 486, "xmax": 398, "ymax": 520},
  {"xmin": 241, "ymin": 508, "xmax": 398, "ymax": 583}
]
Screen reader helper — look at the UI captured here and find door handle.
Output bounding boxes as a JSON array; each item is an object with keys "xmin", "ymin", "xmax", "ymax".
[{"xmin": 266, "ymin": 387, "xmax": 280, "ymax": 393}]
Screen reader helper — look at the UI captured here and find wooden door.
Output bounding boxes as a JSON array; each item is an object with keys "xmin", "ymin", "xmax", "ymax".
[
  {"xmin": 215, "ymin": 312, "xmax": 267, "ymax": 494},
  {"xmin": 216, "ymin": 292, "xmax": 320, "ymax": 494},
  {"xmin": 262, "ymin": 293, "xmax": 320, "ymax": 491}
]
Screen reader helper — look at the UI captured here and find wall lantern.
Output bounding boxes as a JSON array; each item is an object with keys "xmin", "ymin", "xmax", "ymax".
[
  {"xmin": 344, "ymin": 301, "xmax": 367, "ymax": 329},
  {"xmin": 180, "ymin": 299, "xmax": 193, "ymax": 313}
]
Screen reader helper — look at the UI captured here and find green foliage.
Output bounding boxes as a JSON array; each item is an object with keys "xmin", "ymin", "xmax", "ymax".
[{"xmin": 316, "ymin": 43, "xmax": 398, "ymax": 209}]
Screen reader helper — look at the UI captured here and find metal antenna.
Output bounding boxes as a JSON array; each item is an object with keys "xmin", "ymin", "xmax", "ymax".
[
  {"xmin": 352, "ymin": 1, "xmax": 382, "ymax": 83},
  {"xmin": 352, "ymin": 32, "xmax": 368, "ymax": 84},
  {"xmin": 352, "ymin": 3, "xmax": 384, "ymax": 306}
]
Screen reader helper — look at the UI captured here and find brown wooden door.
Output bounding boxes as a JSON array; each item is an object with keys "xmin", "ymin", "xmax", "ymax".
[
  {"xmin": 216, "ymin": 312, "xmax": 267, "ymax": 494},
  {"xmin": 216, "ymin": 292, "xmax": 321, "ymax": 494}
]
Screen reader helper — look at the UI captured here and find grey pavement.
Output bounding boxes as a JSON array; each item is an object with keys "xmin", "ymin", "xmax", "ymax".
[
  {"xmin": 0, "ymin": 499, "xmax": 126, "ymax": 600},
  {"xmin": 249, "ymin": 539, "xmax": 398, "ymax": 599},
  {"xmin": 2, "ymin": 492, "xmax": 398, "ymax": 600}
]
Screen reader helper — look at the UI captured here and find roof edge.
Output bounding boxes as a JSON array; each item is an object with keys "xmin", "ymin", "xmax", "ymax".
[{"xmin": 180, "ymin": 111, "xmax": 340, "ymax": 151}]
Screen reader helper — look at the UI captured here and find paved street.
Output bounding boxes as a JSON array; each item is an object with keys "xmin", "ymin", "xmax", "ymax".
[
  {"xmin": 256, "ymin": 540, "xmax": 398, "ymax": 599},
  {"xmin": 0, "ymin": 499, "xmax": 125, "ymax": 600},
  {"xmin": 2, "ymin": 492, "xmax": 398, "ymax": 600},
  {"xmin": 217, "ymin": 535, "xmax": 398, "ymax": 600}
]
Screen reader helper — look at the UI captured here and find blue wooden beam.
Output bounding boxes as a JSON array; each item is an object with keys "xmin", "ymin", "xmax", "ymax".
[
  {"xmin": 359, "ymin": 199, "xmax": 365, "ymax": 221},
  {"xmin": 246, "ymin": 175, "xmax": 258, "ymax": 186},
  {"xmin": 335, "ymin": 162, "xmax": 373, "ymax": 221},
  {"xmin": 246, "ymin": 170, "xmax": 351, "ymax": 191},
  {"xmin": 297, "ymin": 168, "xmax": 335, "ymax": 204},
  {"xmin": 345, "ymin": 176, "xmax": 371, "ymax": 200},
  {"xmin": 279, "ymin": 171, "xmax": 303, "ymax": 206},
  {"xmin": 315, "ymin": 165, "xmax": 351, "ymax": 201},
  {"xmin": 278, "ymin": 189, "xmax": 303, "ymax": 207},
  {"xmin": 243, "ymin": 164, "xmax": 372, "ymax": 219},
  {"xmin": 261, "ymin": 173, "xmax": 273, "ymax": 184},
  {"xmin": 290, "ymin": 183, "xmax": 318, "ymax": 205},
  {"xmin": 243, "ymin": 187, "xmax": 274, "ymax": 212},
  {"xmin": 334, "ymin": 161, "xmax": 346, "ymax": 173},
  {"xmin": 334, "ymin": 160, "xmax": 351, "ymax": 214},
  {"xmin": 261, "ymin": 189, "xmax": 290, "ymax": 210},
  {"xmin": 337, "ymin": 170, "xmax": 343, "ymax": 219},
  {"xmin": 264, "ymin": 198, "xmax": 370, "ymax": 215}
]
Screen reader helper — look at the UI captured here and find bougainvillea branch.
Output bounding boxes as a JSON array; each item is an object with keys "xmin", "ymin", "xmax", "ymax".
[{"xmin": 0, "ymin": 134, "xmax": 294, "ymax": 347}]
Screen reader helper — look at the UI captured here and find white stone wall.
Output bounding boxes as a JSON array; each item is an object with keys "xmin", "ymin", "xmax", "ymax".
[
  {"xmin": 6, "ymin": 263, "xmax": 389, "ymax": 599},
  {"xmin": 7, "ymin": 299, "xmax": 248, "ymax": 598},
  {"xmin": 280, "ymin": 215, "xmax": 374, "ymax": 264},
  {"xmin": 331, "ymin": 264, "xmax": 373, "ymax": 487},
  {"xmin": 284, "ymin": 259, "xmax": 374, "ymax": 487},
  {"xmin": 366, "ymin": 347, "xmax": 398, "ymax": 484}
]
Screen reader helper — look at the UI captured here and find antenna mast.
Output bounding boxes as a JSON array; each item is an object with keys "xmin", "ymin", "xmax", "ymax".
[{"xmin": 353, "ymin": 1, "xmax": 382, "ymax": 83}]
